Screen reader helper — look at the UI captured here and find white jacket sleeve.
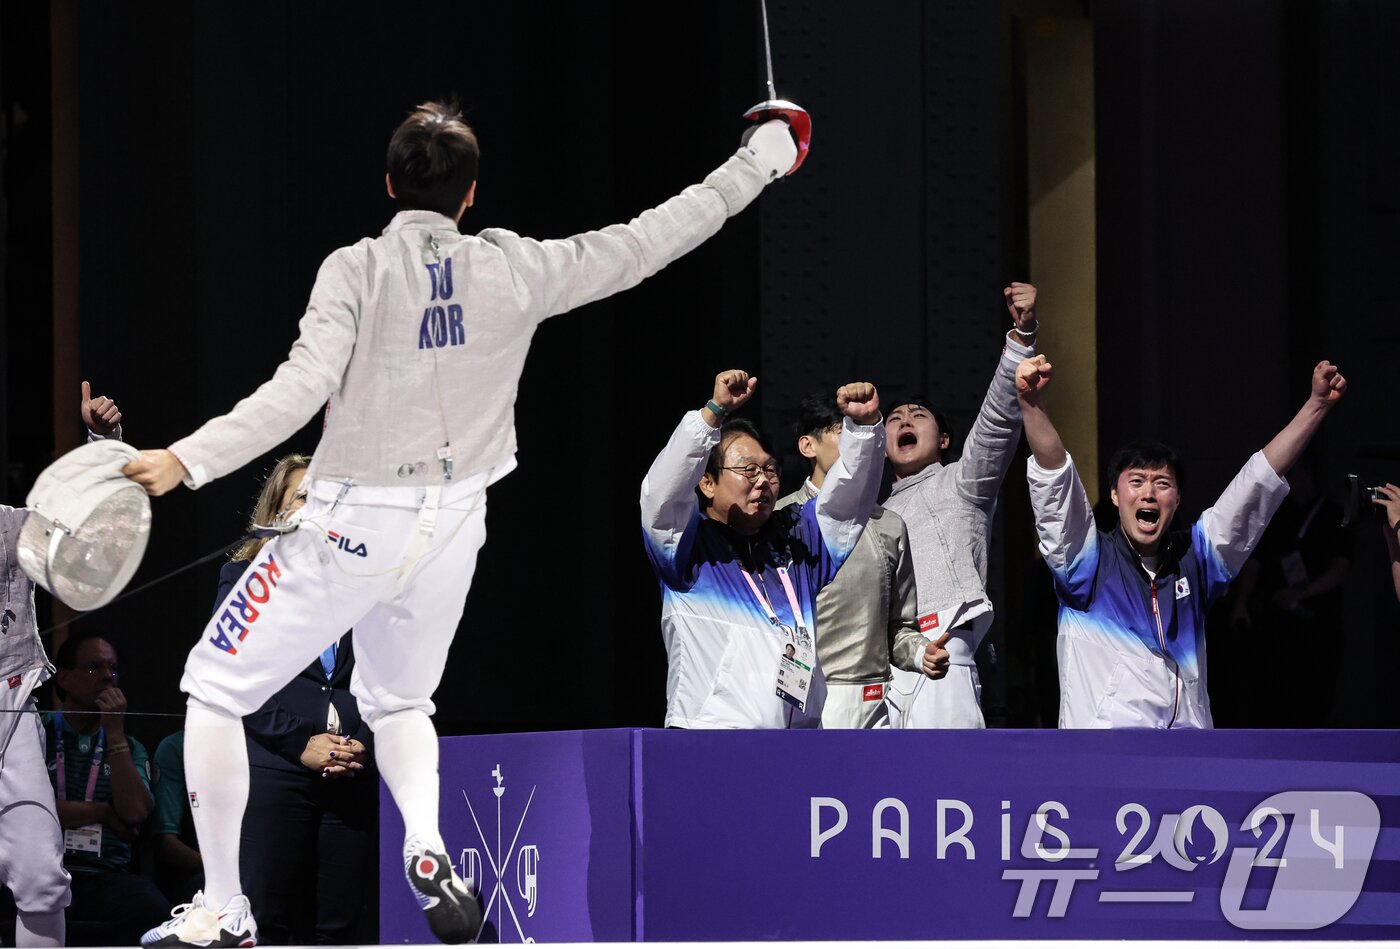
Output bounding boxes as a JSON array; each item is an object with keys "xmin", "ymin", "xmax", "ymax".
[
  {"xmin": 484, "ymin": 149, "xmax": 771, "ymax": 322},
  {"xmin": 953, "ymin": 333, "xmax": 1035, "ymax": 511},
  {"xmin": 640, "ymin": 411, "xmax": 721, "ymax": 588},
  {"xmin": 1027, "ymin": 451, "xmax": 1099, "ymax": 607},
  {"xmin": 170, "ymin": 248, "xmax": 360, "ymax": 488},
  {"xmin": 813, "ymin": 417, "xmax": 885, "ymax": 564},
  {"xmin": 1197, "ymin": 450, "xmax": 1290, "ymax": 582}
]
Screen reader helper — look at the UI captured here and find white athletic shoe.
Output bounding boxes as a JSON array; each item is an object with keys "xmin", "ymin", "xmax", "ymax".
[
  {"xmin": 140, "ymin": 891, "xmax": 258, "ymax": 948},
  {"xmin": 404, "ymin": 835, "xmax": 482, "ymax": 944}
]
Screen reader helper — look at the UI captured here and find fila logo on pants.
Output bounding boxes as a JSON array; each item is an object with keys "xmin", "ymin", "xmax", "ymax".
[
  {"xmin": 208, "ymin": 554, "xmax": 283, "ymax": 655},
  {"xmin": 327, "ymin": 531, "xmax": 369, "ymax": 557}
]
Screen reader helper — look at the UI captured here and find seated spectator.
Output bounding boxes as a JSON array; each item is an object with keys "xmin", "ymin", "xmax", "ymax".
[
  {"xmin": 779, "ymin": 393, "xmax": 950, "ymax": 728},
  {"xmin": 150, "ymin": 730, "xmax": 202, "ymax": 905},
  {"xmin": 45, "ymin": 633, "xmax": 169, "ymax": 945},
  {"xmin": 641, "ymin": 370, "xmax": 884, "ymax": 728},
  {"xmin": 1018, "ymin": 355, "xmax": 1347, "ymax": 728},
  {"xmin": 228, "ymin": 455, "xmax": 377, "ymax": 945}
]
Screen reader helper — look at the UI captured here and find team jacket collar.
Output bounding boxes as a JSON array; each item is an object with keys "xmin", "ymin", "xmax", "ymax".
[{"xmin": 1107, "ymin": 523, "xmax": 1186, "ymax": 581}]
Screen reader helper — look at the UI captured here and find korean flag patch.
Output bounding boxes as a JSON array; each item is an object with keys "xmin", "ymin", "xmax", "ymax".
[{"xmin": 1175, "ymin": 577, "xmax": 1191, "ymax": 600}]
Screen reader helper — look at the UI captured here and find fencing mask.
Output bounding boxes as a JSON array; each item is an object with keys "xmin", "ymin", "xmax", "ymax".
[{"xmin": 18, "ymin": 440, "xmax": 152, "ymax": 611}]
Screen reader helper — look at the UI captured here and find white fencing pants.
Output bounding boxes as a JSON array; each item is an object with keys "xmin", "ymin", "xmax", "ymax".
[
  {"xmin": 181, "ymin": 471, "xmax": 495, "ymax": 727},
  {"xmin": 0, "ymin": 705, "xmax": 71, "ymax": 916}
]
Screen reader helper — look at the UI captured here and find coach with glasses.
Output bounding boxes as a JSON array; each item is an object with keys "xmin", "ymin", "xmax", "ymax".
[{"xmin": 641, "ymin": 370, "xmax": 885, "ymax": 728}]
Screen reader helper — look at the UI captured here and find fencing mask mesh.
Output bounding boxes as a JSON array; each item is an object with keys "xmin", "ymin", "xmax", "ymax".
[{"xmin": 18, "ymin": 440, "xmax": 151, "ymax": 611}]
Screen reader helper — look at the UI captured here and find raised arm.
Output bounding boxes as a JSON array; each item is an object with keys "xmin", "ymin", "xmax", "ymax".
[
  {"xmin": 1198, "ymin": 361, "xmax": 1346, "ymax": 585},
  {"xmin": 811, "ymin": 383, "xmax": 885, "ymax": 563},
  {"xmin": 1261, "ymin": 361, "xmax": 1347, "ymax": 476},
  {"xmin": 1018, "ymin": 356, "xmax": 1098, "ymax": 603},
  {"xmin": 640, "ymin": 371, "xmax": 754, "ymax": 586},
  {"xmin": 490, "ymin": 123, "xmax": 798, "ymax": 322},
  {"xmin": 953, "ymin": 283, "xmax": 1040, "ymax": 509}
]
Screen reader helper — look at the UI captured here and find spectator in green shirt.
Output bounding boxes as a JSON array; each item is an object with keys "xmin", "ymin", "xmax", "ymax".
[{"xmin": 45, "ymin": 633, "xmax": 169, "ymax": 945}]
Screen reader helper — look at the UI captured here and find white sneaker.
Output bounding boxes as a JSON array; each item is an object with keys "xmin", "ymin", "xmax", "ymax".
[{"xmin": 140, "ymin": 891, "xmax": 258, "ymax": 948}]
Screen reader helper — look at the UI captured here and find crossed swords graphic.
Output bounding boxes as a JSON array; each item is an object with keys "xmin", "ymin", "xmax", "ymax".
[{"xmin": 462, "ymin": 765, "xmax": 538, "ymax": 944}]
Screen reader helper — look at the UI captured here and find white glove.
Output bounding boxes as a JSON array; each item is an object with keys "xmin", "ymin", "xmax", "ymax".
[{"xmin": 742, "ymin": 119, "xmax": 798, "ymax": 180}]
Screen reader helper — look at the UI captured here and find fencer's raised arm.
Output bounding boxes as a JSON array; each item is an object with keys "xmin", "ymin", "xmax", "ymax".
[
  {"xmin": 484, "ymin": 121, "xmax": 797, "ymax": 322},
  {"xmin": 950, "ymin": 283, "xmax": 1039, "ymax": 511},
  {"xmin": 123, "ymin": 121, "xmax": 801, "ymax": 498}
]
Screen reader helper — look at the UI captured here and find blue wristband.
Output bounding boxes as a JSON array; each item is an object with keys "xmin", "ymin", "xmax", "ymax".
[{"xmin": 706, "ymin": 400, "xmax": 730, "ymax": 418}]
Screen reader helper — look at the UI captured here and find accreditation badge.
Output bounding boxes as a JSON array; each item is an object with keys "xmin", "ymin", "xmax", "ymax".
[
  {"xmin": 64, "ymin": 823, "xmax": 102, "ymax": 855},
  {"xmin": 776, "ymin": 628, "xmax": 816, "ymax": 712}
]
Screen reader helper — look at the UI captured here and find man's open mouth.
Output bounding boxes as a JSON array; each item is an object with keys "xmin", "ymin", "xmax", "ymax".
[
  {"xmin": 897, "ymin": 432, "xmax": 918, "ymax": 449},
  {"xmin": 1135, "ymin": 508, "xmax": 1161, "ymax": 529}
]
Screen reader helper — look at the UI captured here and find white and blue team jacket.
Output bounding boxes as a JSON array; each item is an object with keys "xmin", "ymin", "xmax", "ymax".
[
  {"xmin": 641, "ymin": 411, "xmax": 884, "ymax": 729},
  {"xmin": 1028, "ymin": 451, "xmax": 1289, "ymax": 728}
]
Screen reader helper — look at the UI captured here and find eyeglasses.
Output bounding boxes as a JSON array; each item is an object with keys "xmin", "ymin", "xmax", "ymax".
[
  {"xmin": 723, "ymin": 463, "xmax": 780, "ymax": 484},
  {"xmin": 73, "ymin": 661, "xmax": 118, "ymax": 679}
]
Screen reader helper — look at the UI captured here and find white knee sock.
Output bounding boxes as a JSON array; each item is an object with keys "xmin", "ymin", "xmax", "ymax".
[
  {"xmin": 185, "ymin": 701, "xmax": 250, "ymax": 907},
  {"xmin": 373, "ymin": 710, "xmax": 444, "ymax": 853},
  {"xmin": 15, "ymin": 909, "xmax": 64, "ymax": 948}
]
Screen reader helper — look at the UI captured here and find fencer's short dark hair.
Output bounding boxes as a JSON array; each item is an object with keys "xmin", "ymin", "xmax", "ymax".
[
  {"xmin": 885, "ymin": 395, "xmax": 956, "ymax": 454},
  {"xmin": 793, "ymin": 392, "xmax": 842, "ymax": 441},
  {"xmin": 1107, "ymin": 439, "xmax": 1185, "ymax": 488},
  {"xmin": 387, "ymin": 99, "xmax": 480, "ymax": 217}
]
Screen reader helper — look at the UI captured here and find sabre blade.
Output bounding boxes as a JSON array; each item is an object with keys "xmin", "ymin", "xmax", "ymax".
[{"xmin": 760, "ymin": 0, "xmax": 777, "ymax": 100}]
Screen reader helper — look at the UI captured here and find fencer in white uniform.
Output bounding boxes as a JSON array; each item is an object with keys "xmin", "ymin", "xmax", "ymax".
[{"xmin": 126, "ymin": 101, "xmax": 801, "ymax": 946}]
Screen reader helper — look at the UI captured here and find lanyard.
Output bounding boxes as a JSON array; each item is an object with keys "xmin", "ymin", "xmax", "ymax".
[
  {"xmin": 53, "ymin": 711, "xmax": 105, "ymax": 803},
  {"xmin": 740, "ymin": 562, "xmax": 809, "ymax": 638}
]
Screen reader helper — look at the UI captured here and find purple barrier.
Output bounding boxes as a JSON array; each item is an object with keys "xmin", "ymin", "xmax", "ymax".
[
  {"xmin": 379, "ymin": 729, "xmax": 635, "ymax": 944},
  {"xmin": 382, "ymin": 729, "xmax": 1400, "ymax": 942}
]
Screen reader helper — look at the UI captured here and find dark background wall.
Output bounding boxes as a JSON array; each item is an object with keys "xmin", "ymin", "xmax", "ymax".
[{"xmin": 1, "ymin": 0, "xmax": 1395, "ymax": 750}]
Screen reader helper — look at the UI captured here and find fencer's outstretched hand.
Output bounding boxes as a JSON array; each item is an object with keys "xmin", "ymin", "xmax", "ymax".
[
  {"xmin": 742, "ymin": 119, "xmax": 799, "ymax": 181},
  {"xmin": 1310, "ymin": 360, "xmax": 1347, "ymax": 406},
  {"xmin": 836, "ymin": 382, "xmax": 880, "ymax": 425},
  {"xmin": 704, "ymin": 369, "xmax": 758, "ymax": 425},
  {"xmin": 123, "ymin": 449, "xmax": 189, "ymax": 496},
  {"xmin": 1005, "ymin": 282, "xmax": 1038, "ymax": 337},
  {"xmin": 922, "ymin": 631, "xmax": 952, "ymax": 680},
  {"xmin": 1015, "ymin": 356, "xmax": 1053, "ymax": 405},
  {"xmin": 81, "ymin": 381, "xmax": 123, "ymax": 438}
]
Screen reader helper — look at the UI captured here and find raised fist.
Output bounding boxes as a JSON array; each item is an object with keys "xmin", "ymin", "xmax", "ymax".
[
  {"xmin": 1311, "ymin": 360, "xmax": 1346, "ymax": 405},
  {"xmin": 711, "ymin": 370, "xmax": 757, "ymax": 413},
  {"xmin": 836, "ymin": 381, "xmax": 880, "ymax": 425},
  {"xmin": 1015, "ymin": 355, "xmax": 1053, "ymax": 402},
  {"xmin": 1004, "ymin": 282, "xmax": 1038, "ymax": 333},
  {"xmin": 81, "ymin": 381, "xmax": 123, "ymax": 438}
]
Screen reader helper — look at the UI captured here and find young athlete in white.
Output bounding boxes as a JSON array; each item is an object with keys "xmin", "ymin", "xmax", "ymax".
[{"xmin": 124, "ymin": 100, "xmax": 801, "ymax": 946}]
